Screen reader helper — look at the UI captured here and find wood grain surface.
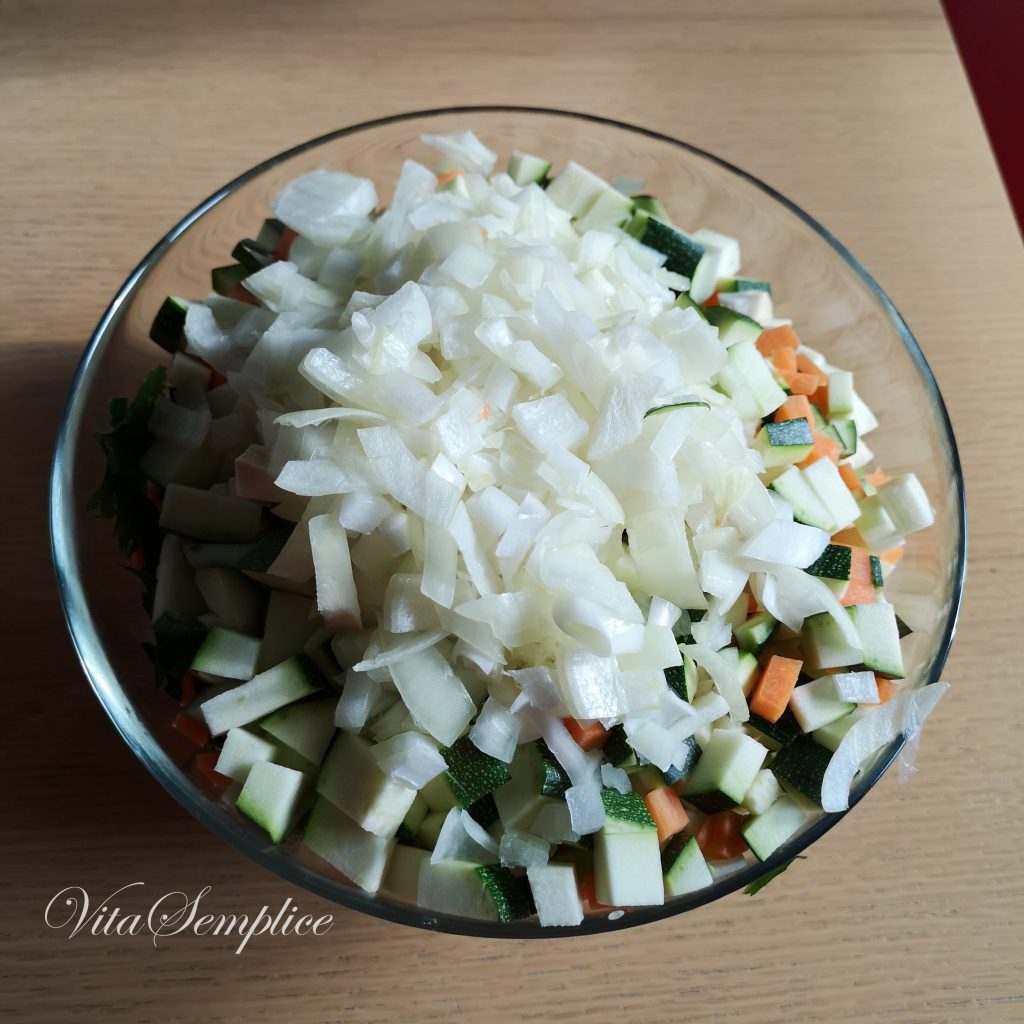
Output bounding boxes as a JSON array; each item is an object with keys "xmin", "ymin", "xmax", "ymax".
[{"xmin": 2, "ymin": 1, "xmax": 1021, "ymax": 1021}]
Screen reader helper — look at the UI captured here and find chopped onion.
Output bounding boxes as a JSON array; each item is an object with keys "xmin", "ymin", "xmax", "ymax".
[
  {"xmin": 820, "ymin": 683, "xmax": 948, "ymax": 812},
  {"xmin": 469, "ymin": 697, "xmax": 521, "ymax": 763},
  {"xmin": 372, "ymin": 731, "xmax": 446, "ymax": 789}
]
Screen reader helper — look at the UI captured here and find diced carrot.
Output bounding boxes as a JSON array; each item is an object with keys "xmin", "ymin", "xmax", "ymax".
[
  {"xmin": 756, "ymin": 325, "xmax": 801, "ymax": 357},
  {"xmin": 865, "ymin": 469, "xmax": 888, "ymax": 487},
  {"xmin": 778, "ymin": 370, "xmax": 820, "ymax": 395},
  {"xmin": 874, "ymin": 677, "xmax": 898, "ymax": 704},
  {"xmin": 643, "ymin": 786, "xmax": 690, "ymax": 844},
  {"xmin": 578, "ymin": 873, "xmax": 610, "ymax": 911},
  {"xmin": 771, "ymin": 347, "xmax": 798, "ymax": 373},
  {"xmin": 194, "ymin": 752, "xmax": 231, "ymax": 788},
  {"xmin": 838, "ymin": 462, "xmax": 863, "ymax": 496},
  {"xmin": 173, "ymin": 712, "xmax": 209, "ymax": 747},
  {"xmin": 797, "ymin": 431, "xmax": 842, "ymax": 468},
  {"xmin": 209, "ymin": 369, "xmax": 228, "ymax": 388},
  {"xmin": 703, "ymin": 290, "xmax": 719, "ymax": 307},
  {"xmin": 563, "ymin": 718, "xmax": 609, "ymax": 752},
  {"xmin": 273, "ymin": 227, "xmax": 298, "ymax": 261},
  {"xmin": 879, "ymin": 545, "xmax": 905, "ymax": 565},
  {"xmin": 436, "ymin": 169, "xmax": 464, "ymax": 187},
  {"xmin": 747, "ymin": 591, "xmax": 759, "ymax": 615},
  {"xmin": 774, "ymin": 394, "xmax": 814, "ymax": 423},
  {"xmin": 695, "ymin": 811, "xmax": 749, "ymax": 861},
  {"xmin": 809, "ymin": 382, "xmax": 829, "ymax": 414},
  {"xmin": 178, "ymin": 671, "xmax": 198, "ymax": 709},
  {"xmin": 831, "ymin": 526, "xmax": 863, "ymax": 547},
  {"xmin": 479, "ymin": 403, "xmax": 491, "ymax": 421},
  {"xmin": 128, "ymin": 548, "xmax": 146, "ymax": 571},
  {"xmin": 749, "ymin": 654, "xmax": 802, "ymax": 723},
  {"xmin": 840, "ymin": 547, "xmax": 877, "ymax": 607},
  {"xmin": 796, "ymin": 353, "xmax": 828, "ymax": 387}
]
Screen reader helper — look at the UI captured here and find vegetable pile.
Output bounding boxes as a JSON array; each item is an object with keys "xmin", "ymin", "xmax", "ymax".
[{"xmin": 93, "ymin": 131, "xmax": 946, "ymax": 926}]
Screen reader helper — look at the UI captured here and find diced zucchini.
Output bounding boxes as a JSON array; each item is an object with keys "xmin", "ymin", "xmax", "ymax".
[
  {"xmin": 801, "ymin": 610, "xmax": 863, "ymax": 673},
  {"xmin": 769, "ymin": 736, "xmax": 832, "ymax": 807},
  {"xmin": 685, "ymin": 730, "xmax": 769, "ymax": 814},
  {"xmin": 575, "ymin": 188, "xmax": 634, "ymax": 233},
  {"xmin": 200, "ymin": 655, "xmax": 321, "ymax": 734},
  {"xmin": 149, "ymin": 296, "xmax": 190, "ymax": 353},
  {"xmin": 662, "ymin": 835, "xmax": 714, "ymax": 898},
  {"xmin": 827, "ymin": 369, "xmax": 855, "ymax": 418},
  {"xmin": 215, "ymin": 726, "xmax": 280, "ymax": 783},
  {"xmin": 664, "ymin": 651, "xmax": 698, "ymax": 701},
  {"xmin": 829, "ymin": 418, "xmax": 857, "ymax": 458},
  {"xmin": 395, "ymin": 794, "xmax": 429, "ymax": 843},
  {"xmin": 674, "ymin": 291, "xmax": 709, "ymax": 321},
  {"xmin": 316, "ymin": 731, "xmax": 417, "ymax": 837},
  {"xmin": 719, "ymin": 340, "xmax": 788, "ymax": 418},
  {"xmin": 417, "ymin": 861, "xmax": 534, "ymax": 922},
  {"xmin": 382, "ymin": 843, "xmax": 429, "ymax": 905},
  {"xmin": 704, "ymin": 304, "xmax": 762, "ymax": 348},
  {"xmin": 689, "ymin": 229, "xmax": 741, "ymax": 304},
  {"xmin": 848, "ymin": 602, "xmax": 905, "ymax": 678},
  {"xmin": 211, "ymin": 264, "xmax": 248, "ymax": 296},
  {"xmin": 191, "ymin": 627, "xmax": 261, "ymax": 681},
  {"xmin": 741, "ymin": 767, "xmax": 783, "ymax": 814},
  {"xmin": 631, "ymin": 195, "xmax": 670, "ymax": 222},
  {"xmin": 194, "ymin": 567, "xmax": 266, "ymax": 635},
  {"xmin": 304, "ymin": 796, "xmax": 395, "ymax": 894},
  {"xmin": 789, "ymin": 677, "xmax": 855, "ymax": 732},
  {"xmin": 527, "ymin": 863, "xmax": 584, "ymax": 926},
  {"xmin": 493, "ymin": 742, "xmax": 555, "ymax": 829},
  {"xmin": 595, "ymin": 790, "xmax": 663, "ymax": 906},
  {"xmin": 754, "ymin": 418, "xmax": 815, "ymax": 468},
  {"xmin": 740, "ymin": 794, "xmax": 806, "ymax": 860},
  {"xmin": 507, "ymin": 151, "xmax": 552, "ymax": 186},
  {"xmin": 718, "ymin": 277, "xmax": 771, "ymax": 294},
  {"xmin": 813, "ymin": 706, "xmax": 869, "ymax": 752},
  {"xmin": 770, "ymin": 465, "xmax": 836, "ymax": 532},
  {"xmin": 601, "ymin": 724, "xmax": 637, "ymax": 768},
  {"xmin": 441, "ymin": 736, "xmax": 513, "ymax": 808},
  {"xmin": 415, "ymin": 808, "xmax": 447, "ymax": 849},
  {"xmin": 231, "ymin": 238, "xmax": 274, "ymax": 274},
  {"xmin": 236, "ymin": 761, "xmax": 309, "ymax": 843},
  {"xmin": 875, "ymin": 474, "xmax": 934, "ymax": 537},
  {"xmin": 628, "ymin": 214, "xmax": 705, "ymax": 279},
  {"xmin": 746, "ymin": 708, "xmax": 803, "ymax": 750},
  {"xmin": 261, "ymin": 697, "xmax": 337, "ymax": 766},
  {"xmin": 802, "ymin": 458, "xmax": 860, "ymax": 531},
  {"xmin": 735, "ymin": 611, "xmax": 778, "ymax": 653},
  {"xmin": 159, "ymin": 483, "xmax": 263, "ymax": 543}
]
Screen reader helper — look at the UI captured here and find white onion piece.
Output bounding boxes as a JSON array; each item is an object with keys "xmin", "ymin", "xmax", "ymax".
[
  {"xmin": 469, "ymin": 697, "xmax": 521, "ymax": 763},
  {"xmin": 820, "ymin": 683, "xmax": 948, "ymax": 812},
  {"xmin": 499, "ymin": 829, "xmax": 551, "ymax": 869},
  {"xmin": 431, "ymin": 808, "xmax": 499, "ymax": 865},
  {"xmin": 335, "ymin": 669, "xmax": 378, "ymax": 731},
  {"xmin": 740, "ymin": 520, "xmax": 830, "ymax": 568},
  {"xmin": 831, "ymin": 671, "xmax": 880, "ymax": 704},
  {"xmin": 600, "ymin": 763, "xmax": 632, "ymax": 794},
  {"xmin": 389, "ymin": 647, "xmax": 476, "ymax": 746},
  {"xmin": 372, "ymin": 731, "xmax": 446, "ymax": 789},
  {"xmin": 352, "ymin": 629, "xmax": 446, "ymax": 672},
  {"xmin": 274, "ymin": 407, "xmax": 388, "ymax": 429},
  {"xmin": 553, "ymin": 594, "xmax": 645, "ymax": 657},
  {"xmin": 309, "ymin": 514, "xmax": 361, "ymax": 630},
  {"xmin": 646, "ymin": 597, "xmax": 682, "ymax": 632},
  {"xmin": 421, "ymin": 131, "xmax": 497, "ymax": 175}
]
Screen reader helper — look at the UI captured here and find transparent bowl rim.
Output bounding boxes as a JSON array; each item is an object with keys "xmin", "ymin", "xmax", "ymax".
[{"xmin": 49, "ymin": 105, "xmax": 967, "ymax": 938}]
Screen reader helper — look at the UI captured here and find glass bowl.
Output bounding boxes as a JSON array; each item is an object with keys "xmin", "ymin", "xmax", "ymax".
[{"xmin": 50, "ymin": 107, "xmax": 966, "ymax": 936}]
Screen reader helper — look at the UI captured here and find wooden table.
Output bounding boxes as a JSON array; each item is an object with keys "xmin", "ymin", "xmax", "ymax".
[{"xmin": 3, "ymin": 1, "xmax": 1021, "ymax": 1021}]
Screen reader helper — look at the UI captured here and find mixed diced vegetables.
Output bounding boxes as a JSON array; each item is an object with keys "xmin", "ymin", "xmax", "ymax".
[{"xmin": 91, "ymin": 131, "xmax": 947, "ymax": 925}]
